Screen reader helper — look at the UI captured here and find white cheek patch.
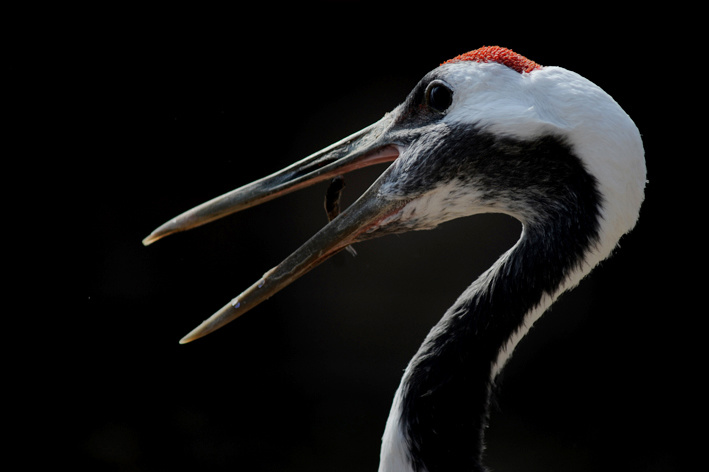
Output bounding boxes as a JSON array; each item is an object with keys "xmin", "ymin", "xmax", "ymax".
[{"xmin": 397, "ymin": 180, "xmax": 489, "ymax": 230}]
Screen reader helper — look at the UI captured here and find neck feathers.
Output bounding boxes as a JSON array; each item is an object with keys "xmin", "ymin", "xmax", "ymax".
[{"xmin": 380, "ymin": 140, "xmax": 604, "ymax": 472}]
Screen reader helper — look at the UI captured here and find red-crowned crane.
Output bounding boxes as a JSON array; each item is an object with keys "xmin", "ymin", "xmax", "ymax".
[{"xmin": 143, "ymin": 46, "xmax": 646, "ymax": 472}]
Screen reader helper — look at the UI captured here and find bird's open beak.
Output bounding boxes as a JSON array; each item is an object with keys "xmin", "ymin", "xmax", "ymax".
[{"xmin": 143, "ymin": 115, "xmax": 403, "ymax": 343}]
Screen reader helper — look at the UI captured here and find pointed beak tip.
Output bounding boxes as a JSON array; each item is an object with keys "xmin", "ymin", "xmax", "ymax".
[
  {"xmin": 177, "ymin": 299, "xmax": 245, "ymax": 345},
  {"xmin": 179, "ymin": 327, "xmax": 204, "ymax": 344},
  {"xmin": 143, "ymin": 228, "xmax": 168, "ymax": 246}
]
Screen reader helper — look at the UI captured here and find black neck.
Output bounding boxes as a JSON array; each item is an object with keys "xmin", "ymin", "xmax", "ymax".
[{"xmin": 398, "ymin": 143, "xmax": 602, "ymax": 472}]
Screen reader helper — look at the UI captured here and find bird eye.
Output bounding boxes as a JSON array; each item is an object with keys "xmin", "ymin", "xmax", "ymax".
[{"xmin": 426, "ymin": 81, "xmax": 453, "ymax": 113}]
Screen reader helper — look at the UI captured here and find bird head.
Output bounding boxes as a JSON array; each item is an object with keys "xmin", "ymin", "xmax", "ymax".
[{"xmin": 143, "ymin": 46, "xmax": 646, "ymax": 343}]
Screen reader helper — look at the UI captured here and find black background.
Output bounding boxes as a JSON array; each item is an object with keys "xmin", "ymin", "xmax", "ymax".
[{"xmin": 10, "ymin": 4, "xmax": 698, "ymax": 471}]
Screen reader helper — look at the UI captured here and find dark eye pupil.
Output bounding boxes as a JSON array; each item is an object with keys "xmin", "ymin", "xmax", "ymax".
[{"xmin": 428, "ymin": 84, "xmax": 452, "ymax": 112}]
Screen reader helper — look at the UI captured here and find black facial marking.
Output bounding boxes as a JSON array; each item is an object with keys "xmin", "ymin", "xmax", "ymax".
[{"xmin": 389, "ymin": 72, "xmax": 455, "ymax": 130}]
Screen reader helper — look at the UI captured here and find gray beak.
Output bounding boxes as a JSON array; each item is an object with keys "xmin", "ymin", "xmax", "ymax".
[{"xmin": 143, "ymin": 115, "xmax": 402, "ymax": 343}]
